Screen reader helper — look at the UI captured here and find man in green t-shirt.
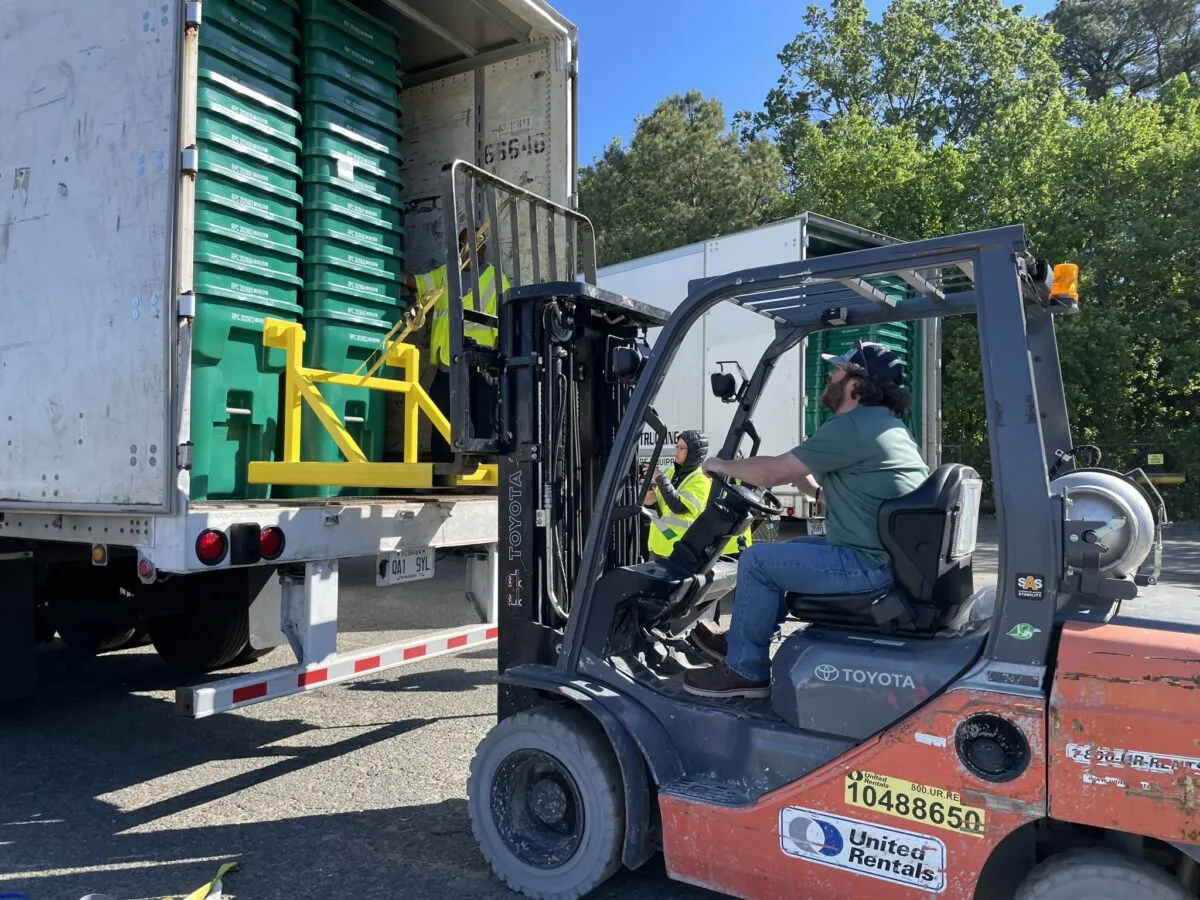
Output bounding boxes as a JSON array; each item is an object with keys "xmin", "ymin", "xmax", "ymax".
[{"xmin": 681, "ymin": 341, "xmax": 930, "ymax": 699}]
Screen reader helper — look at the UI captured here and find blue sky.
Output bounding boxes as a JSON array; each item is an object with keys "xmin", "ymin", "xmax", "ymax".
[{"xmin": 554, "ymin": 0, "xmax": 1058, "ymax": 165}]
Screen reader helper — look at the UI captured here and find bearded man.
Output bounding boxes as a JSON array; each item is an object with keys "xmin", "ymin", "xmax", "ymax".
[{"xmin": 679, "ymin": 341, "xmax": 930, "ymax": 699}]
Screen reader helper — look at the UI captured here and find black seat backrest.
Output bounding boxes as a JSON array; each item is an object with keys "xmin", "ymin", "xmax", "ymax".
[{"xmin": 878, "ymin": 463, "xmax": 983, "ymax": 608}]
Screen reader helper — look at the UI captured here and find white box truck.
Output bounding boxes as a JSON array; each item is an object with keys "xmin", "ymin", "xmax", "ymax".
[
  {"xmin": 597, "ymin": 214, "xmax": 943, "ymax": 526},
  {"xmin": 0, "ymin": 0, "xmax": 578, "ymax": 712}
]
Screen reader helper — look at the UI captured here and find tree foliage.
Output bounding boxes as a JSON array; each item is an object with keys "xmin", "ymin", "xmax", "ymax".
[
  {"xmin": 577, "ymin": 92, "xmax": 785, "ymax": 266},
  {"xmin": 578, "ymin": 0, "xmax": 1200, "ymax": 517},
  {"xmin": 1047, "ymin": 0, "xmax": 1200, "ymax": 100}
]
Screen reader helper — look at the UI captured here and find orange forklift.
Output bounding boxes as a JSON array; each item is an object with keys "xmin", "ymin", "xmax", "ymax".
[{"xmin": 463, "ymin": 222, "xmax": 1197, "ymax": 899}]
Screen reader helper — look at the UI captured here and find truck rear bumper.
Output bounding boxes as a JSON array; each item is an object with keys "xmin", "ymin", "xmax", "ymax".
[{"xmin": 0, "ymin": 494, "xmax": 498, "ymax": 574}]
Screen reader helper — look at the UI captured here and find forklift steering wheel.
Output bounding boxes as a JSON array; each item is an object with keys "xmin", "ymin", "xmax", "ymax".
[{"xmin": 710, "ymin": 473, "xmax": 783, "ymax": 516}]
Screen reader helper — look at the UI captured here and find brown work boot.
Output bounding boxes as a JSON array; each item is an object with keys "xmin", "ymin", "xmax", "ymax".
[
  {"xmin": 683, "ymin": 661, "xmax": 770, "ymax": 699},
  {"xmin": 688, "ymin": 620, "xmax": 728, "ymax": 662}
]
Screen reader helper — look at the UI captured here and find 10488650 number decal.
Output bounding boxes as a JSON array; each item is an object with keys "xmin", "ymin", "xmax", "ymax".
[{"xmin": 844, "ymin": 769, "xmax": 986, "ymax": 838}]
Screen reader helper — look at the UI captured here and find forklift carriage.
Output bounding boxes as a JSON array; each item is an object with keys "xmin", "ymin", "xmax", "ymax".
[{"xmin": 465, "ymin": 219, "xmax": 1195, "ymax": 900}]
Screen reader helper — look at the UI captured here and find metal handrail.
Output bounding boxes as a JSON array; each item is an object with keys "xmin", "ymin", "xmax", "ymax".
[{"xmin": 439, "ymin": 159, "xmax": 599, "ymax": 467}]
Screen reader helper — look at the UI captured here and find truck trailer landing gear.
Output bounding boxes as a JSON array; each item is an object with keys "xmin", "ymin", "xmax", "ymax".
[{"xmin": 467, "ymin": 227, "xmax": 1196, "ymax": 900}]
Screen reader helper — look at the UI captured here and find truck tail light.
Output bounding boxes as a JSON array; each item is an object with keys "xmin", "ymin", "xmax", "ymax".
[
  {"xmin": 196, "ymin": 529, "xmax": 228, "ymax": 565},
  {"xmin": 259, "ymin": 526, "xmax": 285, "ymax": 560}
]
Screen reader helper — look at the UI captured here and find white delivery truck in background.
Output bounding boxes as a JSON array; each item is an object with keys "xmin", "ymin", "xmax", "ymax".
[
  {"xmin": 598, "ymin": 213, "xmax": 943, "ymax": 529},
  {"xmin": 0, "ymin": 0, "xmax": 578, "ymax": 712}
]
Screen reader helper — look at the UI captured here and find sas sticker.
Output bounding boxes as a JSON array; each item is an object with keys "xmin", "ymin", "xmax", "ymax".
[
  {"xmin": 1015, "ymin": 574, "xmax": 1045, "ymax": 601},
  {"xmin": 780, "ymin": 805, "xmax": 946, "ymax": 893},
  {"xmin": 845, "ymin": 769, "xmax": 986, "ymax": 838}
]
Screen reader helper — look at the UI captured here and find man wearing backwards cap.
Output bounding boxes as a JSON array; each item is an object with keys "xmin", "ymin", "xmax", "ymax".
[{"xmin": 681, "ymin": 341, "xmax": 929, "ymax": 699}]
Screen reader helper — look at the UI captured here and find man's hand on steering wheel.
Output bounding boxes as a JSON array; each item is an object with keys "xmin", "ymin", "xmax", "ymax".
[{"xmin": 704, "ymin": 462, "xmax": 782, "ymax": 516}]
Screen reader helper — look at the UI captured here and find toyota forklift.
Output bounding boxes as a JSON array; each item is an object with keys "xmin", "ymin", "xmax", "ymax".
[{"xmin": 461, "ymin": 217, "xmax": 1198, "ymax": 899}]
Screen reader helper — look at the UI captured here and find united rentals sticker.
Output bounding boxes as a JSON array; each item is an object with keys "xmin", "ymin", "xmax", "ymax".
[
  {"xmin": 1015, "ymin": 574, "xmax": 1045, "ymax": 601},
  {"xmin": 780, "ymin": 806, "xmax": 946, "ymax": 892}
]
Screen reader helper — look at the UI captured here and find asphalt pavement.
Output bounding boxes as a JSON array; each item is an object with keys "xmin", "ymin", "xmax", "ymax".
[{"xmin": 0, "ymin": 523, "xmax": 1195, "ymax": 900}]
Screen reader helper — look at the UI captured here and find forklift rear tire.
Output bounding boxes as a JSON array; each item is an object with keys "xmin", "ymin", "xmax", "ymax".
[
  {"xmin": 467, "ymin": 705, "xmax": 626, "ymax": 900},
  {"xmin": 1015, "ymin": 848, "xmax": 1193, "ymax": 899}
]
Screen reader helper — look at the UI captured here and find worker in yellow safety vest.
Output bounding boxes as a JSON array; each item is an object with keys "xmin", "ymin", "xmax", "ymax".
[
  {"xmin": 644, "ymin": 430, "xmax": 753, "ymax": 559},
  {"xmin": 405, "ymin": 226, "xmax": 512, "ymax": 462}
]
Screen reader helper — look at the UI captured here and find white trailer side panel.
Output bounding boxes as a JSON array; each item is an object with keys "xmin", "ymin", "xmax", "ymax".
[
  {"xmin": 597, "ymin": 245, "xmax": 706, "ymax": 458},
  {"xmin": 700, "ymin": 222, "xmax": 804, "ymax": 457},
  {"xmin": 0, "ymin": 0, "xmax": 180, "ymax": 511}
]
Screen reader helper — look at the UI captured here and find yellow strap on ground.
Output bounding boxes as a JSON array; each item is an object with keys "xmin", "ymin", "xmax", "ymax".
[{"xmin": 162, "ymin": 861, "xmax": 240, "ymax": 900}]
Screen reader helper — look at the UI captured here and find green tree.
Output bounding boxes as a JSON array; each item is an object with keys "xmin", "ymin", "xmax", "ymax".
[
  {"xmin": 745, "ymin": 0, "xmax": 1063, "ymax": 152},
  {"xmin": 1047, "ymin": 0, "xmax": 1200, "ymax": 100},
  {"xmin": 741, "ymin": 0, "xmax": 1200, "ymax": 516},
  {"xmin": 578, "ymin": 92, "xmax": 785, "ymax": 266}
]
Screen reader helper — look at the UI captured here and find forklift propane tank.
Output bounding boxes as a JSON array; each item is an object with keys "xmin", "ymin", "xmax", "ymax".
[{"xmin": 1050, "ymin": 470, "xmax": 1157, "ymax": 578}]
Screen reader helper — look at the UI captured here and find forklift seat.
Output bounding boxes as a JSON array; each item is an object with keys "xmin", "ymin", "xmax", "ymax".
[{"xmin": 784, "ymin": 464, "xmax": 984, "ymax": 636}]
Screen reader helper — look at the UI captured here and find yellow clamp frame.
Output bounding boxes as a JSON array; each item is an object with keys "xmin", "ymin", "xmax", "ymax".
[{"xmin": 246, "ymin": 318, "xmax": 496, "ymax": 490}]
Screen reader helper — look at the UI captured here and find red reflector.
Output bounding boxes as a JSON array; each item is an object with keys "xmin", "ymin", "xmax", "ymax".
[
  {"xmin": 403, "ymin": 645, "xmax": 426, "ymax": 660},
  {"xmin": 195, "ymin": 529, "xmax": 227, "ymax": 565},
  {"xmin": 232, "ymin": 683, "xmax": 268, "ymax": 703},
  {"xmin": 354, "ymin": 656, "xmax": 381, "ymax": 673},
  {"xmin": 448, "ymin": 634, "xmax": 468, "ymax": 649},
  {"xmin": 485, "ymin": 627, "xmax": 499, "ymax": 639},
  {"xmin": 298, "ymin": 669, "xmax": 327, "ymax": 687},
  {"xmin": 138, "ymin": 559, "xmax": 153, "ymax": 577},
  {"xmin": 259, "ymin": 526, "xmax": 285, "ymax": 560}
]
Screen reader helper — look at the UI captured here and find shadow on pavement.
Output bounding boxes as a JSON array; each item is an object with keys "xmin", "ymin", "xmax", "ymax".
[{"xmin": 0, "ymin": 680, "xmax": 712, "ymax": 900}]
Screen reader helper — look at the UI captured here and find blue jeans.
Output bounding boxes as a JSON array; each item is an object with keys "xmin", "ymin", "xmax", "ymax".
[{"xmin": 725, "ymin": 536, "xmax": 893, "ymax": 682}]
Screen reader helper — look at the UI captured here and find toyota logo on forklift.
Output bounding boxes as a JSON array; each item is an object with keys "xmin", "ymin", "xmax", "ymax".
[
  {"xmin": 464, "ymin": 222, "xmax": 1184, "ymax": 900},
  {"xmin": 815, "ymin": 664, "xmax": 839, "ymax": 682}
]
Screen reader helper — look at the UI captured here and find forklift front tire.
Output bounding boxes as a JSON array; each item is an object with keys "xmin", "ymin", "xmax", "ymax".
[
  {"xmin": 1014, "ymin": 848, "xmax": 1193, "ymax": 900},
  {"xmin": 467, "ymin": 705, "xmax": 625, "ymax": 900}
]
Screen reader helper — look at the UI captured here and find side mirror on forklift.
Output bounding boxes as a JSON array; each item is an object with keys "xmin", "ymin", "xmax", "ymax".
[{"xmin": 711, "ymin": 360, "xmax": 749, "ymax": 404}]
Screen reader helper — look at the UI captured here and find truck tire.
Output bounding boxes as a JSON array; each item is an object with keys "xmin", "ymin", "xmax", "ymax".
[
  {"xmin": 56, "ymin": 621, "xmax": 139, "ymax": 655},
  {"xmin": 1014, "ymin": 849, "xmax": 1192, "ymax": 900},
  {"xmin": 148, "ymin": 592, "xmax": 249, "ymax": 673},
  {"xmin": 145, "ymin": 568, "xmax": 277, "ymax": 673},
  {"xmin": 0, "ymin": 553, "xmax": 38, "ymax": 704},
  {"xmin": 467, "ymin": 705, "xmax": 625, "ymax": 900},
  {"xmin": 43, "ymin": 562, "xmax": 141, "ymax": 655}
]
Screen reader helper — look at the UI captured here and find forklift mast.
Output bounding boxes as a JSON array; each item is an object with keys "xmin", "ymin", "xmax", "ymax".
[
  {"xmin": 437, "ymin": 162, "xmax": 670, "ymax": 714},
  {"xmin": 496, "ymin": 282, "xmax": 669, "ymax": 698}
]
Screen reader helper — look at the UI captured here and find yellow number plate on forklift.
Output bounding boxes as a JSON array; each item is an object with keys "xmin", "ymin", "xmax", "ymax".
[{"xmin": 844, "ymin": 769, "xmax": 986, "ymax": 837}]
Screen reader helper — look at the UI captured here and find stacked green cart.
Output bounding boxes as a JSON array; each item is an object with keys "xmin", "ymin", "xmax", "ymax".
[
  {"xmin": 295, "ymin": 0, "xmax": 407, "ymax": 497},
  {"xmin": 191, "ymin": 0, "xmax": 304, "ymax": 500}
]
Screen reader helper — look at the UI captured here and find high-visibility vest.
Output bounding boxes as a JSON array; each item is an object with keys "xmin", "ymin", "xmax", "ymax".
[
  {"xmin": 413, "ymin": 264, "xmax": 511, "ymax": 368},
  {"xmin": 647, "ymin": 465, "xmax": 753, "ymax": 558}
]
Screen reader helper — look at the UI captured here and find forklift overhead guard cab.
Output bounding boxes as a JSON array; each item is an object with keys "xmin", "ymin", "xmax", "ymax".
[{"xmin": 465, "ymin": 221, "xmax": 1192, "ymax": 900}]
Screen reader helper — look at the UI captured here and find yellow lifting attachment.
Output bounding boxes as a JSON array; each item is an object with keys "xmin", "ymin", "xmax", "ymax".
[
  {"xmin": 245, "ymin": 311, "xmax": 496, "ymax": 491},
  {"xmin": 246, "ymin": 213, "xmax": 505, "ymax": 491}
]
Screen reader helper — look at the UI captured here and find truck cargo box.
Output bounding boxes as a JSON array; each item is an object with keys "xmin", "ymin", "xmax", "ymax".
[{"xmin": 0, "ymin": 0, "xmax": 575, "ymax": 522}]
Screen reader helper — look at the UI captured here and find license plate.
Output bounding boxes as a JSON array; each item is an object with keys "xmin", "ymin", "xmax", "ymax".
[
  {"xmin": 376, "ymin": 547, "xmax": 435, "ymax": 586},
  {"xmin": 808, "ymin": 519, "xmax": 826, "ymax": 536}
]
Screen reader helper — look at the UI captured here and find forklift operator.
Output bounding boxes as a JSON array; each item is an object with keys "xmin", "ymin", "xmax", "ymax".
[
  {"xmin": 682, "ymin": 342, "xmax": 929, "ymax": 699},
  {"xmin": 643, "ymin": 431, "xmax": 751, "ymax": 559}
]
